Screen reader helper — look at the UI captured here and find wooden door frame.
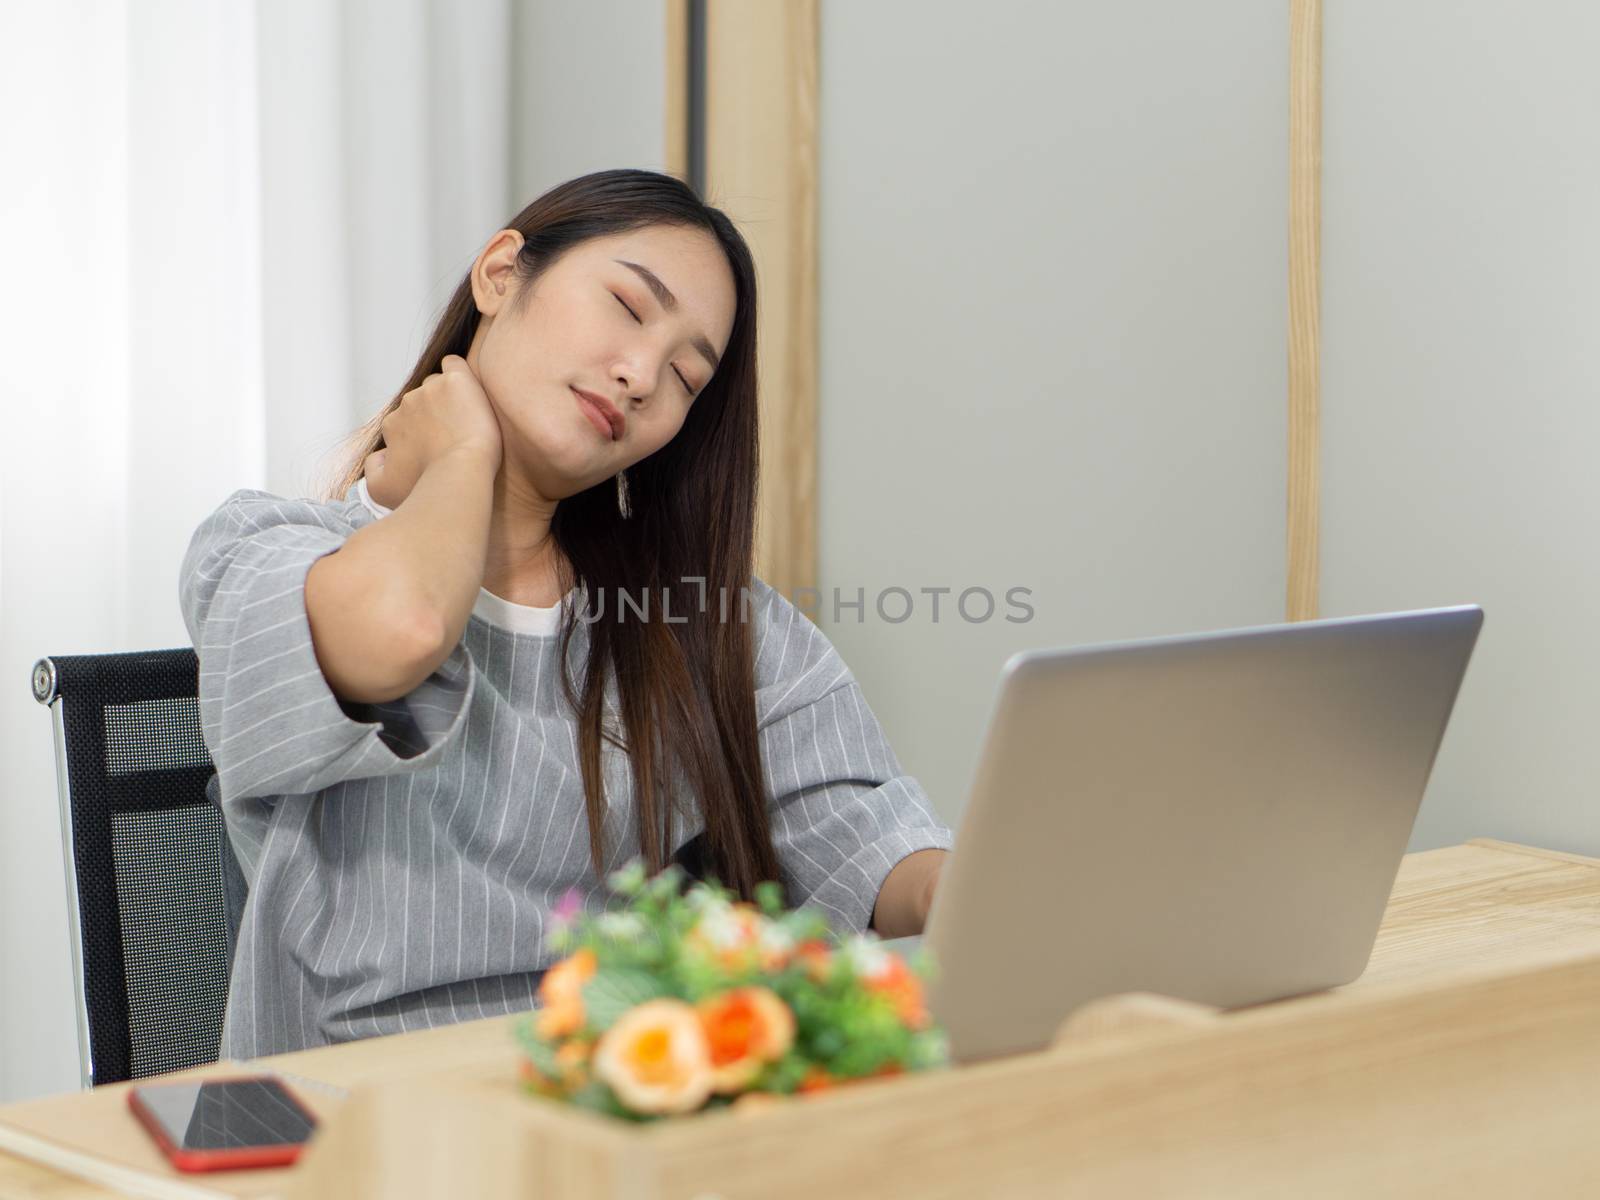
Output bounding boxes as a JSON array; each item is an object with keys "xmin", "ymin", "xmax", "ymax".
[{"xmin": 666, "ymin": 0, "xmax": 819, "ymax": 599}]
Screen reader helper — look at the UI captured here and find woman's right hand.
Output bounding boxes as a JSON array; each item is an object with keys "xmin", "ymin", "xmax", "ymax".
[{"xmin": 364, "ymin": 354, "xmax": 503, "ymax": 510}]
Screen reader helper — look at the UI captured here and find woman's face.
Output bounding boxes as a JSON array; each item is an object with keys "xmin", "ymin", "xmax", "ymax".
[{"xmin": 467, "ymin": 224, "xmax": 737, "ymax": 501}]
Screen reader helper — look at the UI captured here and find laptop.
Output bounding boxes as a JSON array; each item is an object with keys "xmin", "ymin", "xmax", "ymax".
[{"xmin": 900, "ymin": 605, "xmax": 1483, "ymax": 1065}]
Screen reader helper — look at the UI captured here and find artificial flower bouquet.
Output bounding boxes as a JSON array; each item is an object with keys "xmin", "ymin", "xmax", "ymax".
[{"xmin": 513, "ymin": 859, "xmax": 949, "ymax": 1121}]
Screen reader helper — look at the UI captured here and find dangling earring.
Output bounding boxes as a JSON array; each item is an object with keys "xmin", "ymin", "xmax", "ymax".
[{"xmin": 616, "ymin": 469, "xmax": 633, "ymax": 519}]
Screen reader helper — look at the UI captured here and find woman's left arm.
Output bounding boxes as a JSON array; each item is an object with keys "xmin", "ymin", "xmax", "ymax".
[
  {"xmin": 751, "ymin": 580, "xmax": 956, "ymax": 937},
  {"xmin": 870, "ymin": 847, "xmax": 948, "ymax": 939}
]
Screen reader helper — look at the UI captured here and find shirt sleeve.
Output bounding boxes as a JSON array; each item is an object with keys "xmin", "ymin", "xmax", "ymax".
[
  {"xmin": 749, "ymin": 578, "xmax": 954, "ymax": 933},
  {"xmin": 178, "ymin": 488, "xmax": 476, "ymax": 806}
]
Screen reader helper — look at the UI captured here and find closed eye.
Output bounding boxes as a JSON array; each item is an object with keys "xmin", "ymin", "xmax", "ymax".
[{"xmin": 614, "ymin": 292, "xmax": 699, "ymax": 399}]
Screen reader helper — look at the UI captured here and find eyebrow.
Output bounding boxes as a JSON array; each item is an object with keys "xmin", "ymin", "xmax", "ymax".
[{"xmin": 614, "ymin": 259, "xmax": 722, "ymax": 374}]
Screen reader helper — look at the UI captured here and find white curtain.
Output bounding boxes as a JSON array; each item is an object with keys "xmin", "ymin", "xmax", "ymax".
[{"xmin": 0, "ymin": 0, "xmax": 666, "ymax": 1102}]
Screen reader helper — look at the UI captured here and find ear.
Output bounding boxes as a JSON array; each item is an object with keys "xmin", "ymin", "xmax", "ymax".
[{"xmin": 471, "ymin": 229, "xmax": 525, "ymax": 317}]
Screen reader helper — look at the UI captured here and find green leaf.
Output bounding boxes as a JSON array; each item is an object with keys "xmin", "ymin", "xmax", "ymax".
[
  {"xmin": 644, "ymin": 864, "xmax": 687, "ymax": 902},
  {"xmin": 567, "ymin": 1078, "xmax": 657, "ymax": 1123},
  {"xmin": 754, "ymin": 880, "xmax": 785, "ymax": 917},
  {"xmin": 760, "ymin": 1052, "xmax": 811, "ymax": 1094},
  {"xmin": 581, "ymin": 966, "xmax": 671, "ymax": 1030},
  {"xmin": 906, "ymin": 1028, "xmax": 951, "ymax": 1070},
  {"xmin": 906, "ymin": 944, "xmax": 941, "ymax": 983},
  {"xmin": 512, "ymin": 1019, "xmax": 564, "ymax": 1082},
  {"xmin": 811, "ymin": 1028, "xmax": 846, "ymax": 1058},
  {"xmin": 607, "ymin": 859, "xmax": 648, "ymax": 896}
]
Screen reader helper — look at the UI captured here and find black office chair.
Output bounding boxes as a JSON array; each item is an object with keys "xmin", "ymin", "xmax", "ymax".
[
  {"xmin": 33, "ymin": 644, "xmax": 720, "ymax": 1089},
  {"xmin": 31, "ymin": 648, "xmax": 244, "ymax": 1087}
]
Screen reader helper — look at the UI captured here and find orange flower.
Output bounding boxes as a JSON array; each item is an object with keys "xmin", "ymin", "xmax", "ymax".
[
  {"xmin": 519, "ymin": 1057, "xmax": 563, "ymax": 1097},
  {"xmin": 755, "ymin": 922, "xmax": 798, "ymax": 973},
  {"xmin": 794, "ymin": 1062, "xmax": 903, "ymax": 1098},
  {"xmin": 685, "ymin": 902, "xmax": 772, "ymax": 973},
  {"xmin": 592, "ymin": 999, "xmax": 714, "ymax": 1115},
  {"xmin": 696, "ymin": 987, "xmax": 796, "ymax": 1094},
  {"xmin": 793, "ymin": 938, "xmax": 834, "ymax": 983},
  {"xmin": 555, "ymin": 1039, "xmax": 593, "ymax": 1087},
  {"xmin": 534, "ymin": 947, "xmax": 597, "ymax": 1039},
  {"xmin": 796, "ymin": 1065, "xmax": 834, "ymax": 1093},
  {"xmin": 862, "ymin": 954, "xmax": 929, "ymax": 1029}
]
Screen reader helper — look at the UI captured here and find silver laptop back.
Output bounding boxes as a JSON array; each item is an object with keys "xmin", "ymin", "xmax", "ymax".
[{"xmin": 921, "ymin": 606, "xmax": 1484, "ymax": 1064}]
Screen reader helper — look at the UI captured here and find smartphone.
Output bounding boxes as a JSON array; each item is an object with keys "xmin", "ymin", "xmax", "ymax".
[{"xmin": 127, "ymin": 1076, "xmax": 317, "ymax": 1172}]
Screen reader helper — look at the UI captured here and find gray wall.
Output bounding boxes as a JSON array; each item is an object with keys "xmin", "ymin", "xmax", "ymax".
[
  {"xmin": 509, "ymin": 1, "xmax": 667, "ymax": 208},
  {"xmin": 1320, "ymin": 2, "xmax": 1600, "ymax": 854},
  {"xmin": 817, "ymin": 1, "xmax": 1291, "ymax": 829}
]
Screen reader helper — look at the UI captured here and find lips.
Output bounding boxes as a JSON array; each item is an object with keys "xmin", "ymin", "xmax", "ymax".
[{"xmin": 573, "ymin": 387, "xmax": 625, "ymax": 440}]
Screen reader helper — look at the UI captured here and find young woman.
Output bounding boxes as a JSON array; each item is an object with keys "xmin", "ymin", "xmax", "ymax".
[{"xmin": 180, "ymin": 169, "xmax": 952, "ymax": 1057}]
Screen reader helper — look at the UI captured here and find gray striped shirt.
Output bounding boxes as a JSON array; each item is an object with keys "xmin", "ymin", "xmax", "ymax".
[{"xmin": 179, "ymin": 481, "xmax": 953, "ymax": 1056}]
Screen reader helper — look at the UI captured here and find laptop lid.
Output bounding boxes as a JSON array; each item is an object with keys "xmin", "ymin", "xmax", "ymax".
[{"xmin": 920, "ymin": 605, "xmax": 1484, "ymax": 1064}]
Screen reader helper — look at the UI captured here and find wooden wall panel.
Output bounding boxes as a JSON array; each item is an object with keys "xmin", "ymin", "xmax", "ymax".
[
  {"xmin": 702, "ymin": 0, "xmax": 819, "ymax": 597},
  {"xmin": 664, "ymin": 0, "xmax": 688, "ymax": 182},
  {"xmin": 1288, "ymin": 0, "xmax": 1323, "ymax": 620}
]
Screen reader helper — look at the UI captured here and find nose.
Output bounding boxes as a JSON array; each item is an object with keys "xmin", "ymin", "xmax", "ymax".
[
  {"xmin": 614, "ymin": 366, "xmax": 646, "ymax": 408},
  {"xmin": 613, "ymin": 350, "xmax": 663, "ymax": 408}
]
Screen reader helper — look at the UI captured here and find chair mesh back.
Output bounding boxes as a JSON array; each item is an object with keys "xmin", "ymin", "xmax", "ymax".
[
  {"xmin": 43, "ymin": 649, "xmax": 235, "ymax": 1085},
  {"xmin": 104, "ymin": 697, "xmax": 211, "ymax": 775},
  {"xmin": 110, "ymin": 804, "xmax": 230, "ymax": 1077}
]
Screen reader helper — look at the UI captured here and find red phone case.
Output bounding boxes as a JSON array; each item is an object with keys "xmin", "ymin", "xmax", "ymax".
[{"xmin": 127, "ymin": 1076, "xmax": 316, "ymax": 1173}]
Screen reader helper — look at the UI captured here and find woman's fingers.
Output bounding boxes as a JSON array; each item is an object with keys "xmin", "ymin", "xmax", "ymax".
[{"xmin": 363, "ymin": 353, "xmax": 502, "ymax": 510}]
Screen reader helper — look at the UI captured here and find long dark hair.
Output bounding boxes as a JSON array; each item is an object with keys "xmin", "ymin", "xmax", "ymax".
[{"xmin": 324, "ymin": 169, "xmax": 783, "ymax": 902}]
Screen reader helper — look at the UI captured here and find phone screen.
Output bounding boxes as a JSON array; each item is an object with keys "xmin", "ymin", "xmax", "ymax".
[{"xmin": 132, "ymin": 1078, "xmax": 315, "ymax": 1151}]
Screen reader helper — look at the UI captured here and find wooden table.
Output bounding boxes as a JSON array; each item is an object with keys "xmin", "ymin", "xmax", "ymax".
[{"xmin": 3, "ymin": 838, "xmax": 1600, "ymax": 1198}]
